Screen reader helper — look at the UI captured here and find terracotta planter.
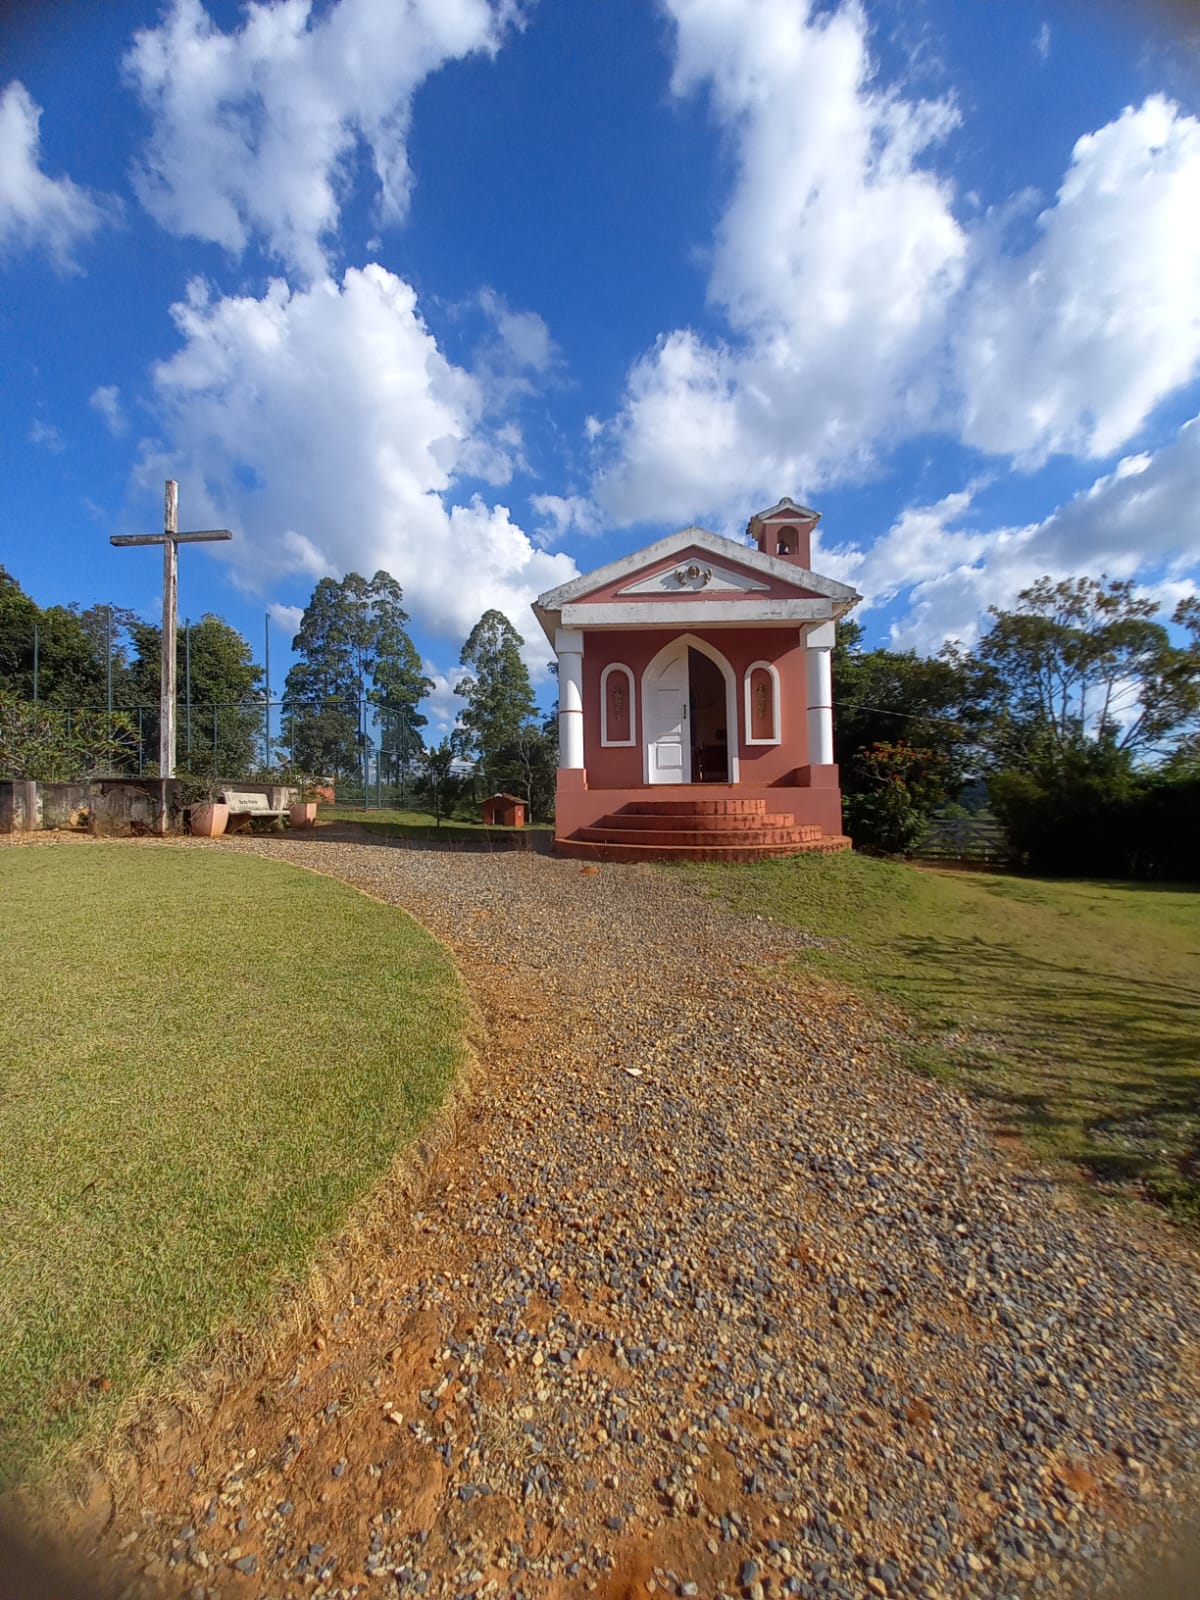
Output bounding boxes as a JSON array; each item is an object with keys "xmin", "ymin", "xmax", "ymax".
[
  {"xmin": 189, "ymin": 801, "xmax": 229, "ymax": 838},
  {"xmin": 289, "ymin": 802, "xmax": 318, "ymax": 829}
]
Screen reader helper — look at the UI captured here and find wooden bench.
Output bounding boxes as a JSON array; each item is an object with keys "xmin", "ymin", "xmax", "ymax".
[{"xmin": 221, "ymin": 788, "xmax": 285, "ymax": 832}]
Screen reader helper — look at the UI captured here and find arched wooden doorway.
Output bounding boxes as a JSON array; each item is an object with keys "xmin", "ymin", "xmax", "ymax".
[{"xmin": 641, "ymin": 634, "xmax": 740, "ymax": 785}]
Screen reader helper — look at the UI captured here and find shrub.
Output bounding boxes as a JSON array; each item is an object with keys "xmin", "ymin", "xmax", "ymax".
[
  {"xmin": 0, "ymin": 696, "xmax": 137, "ymax": 781},
  {"xmin": 846, "ymin": 741, "xmax": 949, "ymax": 855}
]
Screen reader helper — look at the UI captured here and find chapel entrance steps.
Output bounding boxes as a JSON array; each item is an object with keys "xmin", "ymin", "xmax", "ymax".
[{"xmin": 556, "ymin": 795, "xmax": 852, "ymax": 863}]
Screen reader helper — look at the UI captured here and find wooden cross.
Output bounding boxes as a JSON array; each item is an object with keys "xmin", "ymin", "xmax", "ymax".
[{"xmin": 111, "ymin": 480, "xmax": 232, "ymax": 778}]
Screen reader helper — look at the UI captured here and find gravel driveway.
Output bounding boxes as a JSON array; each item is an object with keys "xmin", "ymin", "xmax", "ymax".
[{"xmin": 86, "ymin": 834, "xmax": 1199, "ymax": 1600}]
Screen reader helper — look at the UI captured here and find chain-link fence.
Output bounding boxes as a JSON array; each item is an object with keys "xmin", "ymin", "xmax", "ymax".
[{"xmin": 0, "ymin": 695, "xmax": 425, "ymax": 802}]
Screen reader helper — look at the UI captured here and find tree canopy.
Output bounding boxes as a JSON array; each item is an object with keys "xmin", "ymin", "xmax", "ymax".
[
  {"xmin": 977, "ymin": 576, "xmax": 1200, "ymax": 763},
  {"xmin": 832, "ymin": 574, "xmax": 1200, "ymax": 873},
  {"xmin": 283, "ymin": 571, "xmax": 430, "ymax": 778},
  {"xmin": 454, "ymin": 609, "xmax": 537, "ymax": 794},
  {"xmin": 126, "ymin": 614, "xmax": 263, "ymax": 775},
  {"xmin": 0, "ymin": 567, "xmax": 133, "ymax": 707}
]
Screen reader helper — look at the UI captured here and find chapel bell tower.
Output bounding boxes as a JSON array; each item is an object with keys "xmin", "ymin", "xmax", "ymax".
[{"xmin": 747, "ymin": 497, "xmax": 821, "ymax": 567}]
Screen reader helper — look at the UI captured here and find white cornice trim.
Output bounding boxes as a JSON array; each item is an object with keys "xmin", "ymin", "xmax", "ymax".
[
  {"xmin": 560, "ymin": 598, "xmax": 835, "ymax": 627},
  {"xmin": 534, "ymin": 525, "xmax": 861, "ymax": 611}
]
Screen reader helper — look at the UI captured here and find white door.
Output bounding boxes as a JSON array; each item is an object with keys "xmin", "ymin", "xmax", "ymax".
[{"xmin": 645, "ymin": 643, "xmax": 689, "ymax": 784}]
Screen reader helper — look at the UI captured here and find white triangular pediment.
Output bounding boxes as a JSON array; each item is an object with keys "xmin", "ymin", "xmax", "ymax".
[
  {"xmin": 536, "ymin": 525, "xmax": 860, "ymax": 610},
  {"xmin": 618, "ymin": 559, "xmax": 770, "ymax": 596}
]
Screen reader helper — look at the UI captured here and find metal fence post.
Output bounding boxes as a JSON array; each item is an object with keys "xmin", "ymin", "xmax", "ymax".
[{"xmin": 263, "ymin": 614, "xmax": 271, "ymax": 772}]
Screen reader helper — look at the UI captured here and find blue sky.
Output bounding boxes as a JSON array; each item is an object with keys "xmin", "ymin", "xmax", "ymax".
[{"xmin": 2, "ymin": 0, "xmax": 1199, "ymax": 732}]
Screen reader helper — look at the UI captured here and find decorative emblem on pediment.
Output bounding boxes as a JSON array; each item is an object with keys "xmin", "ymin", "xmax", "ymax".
[
  {"xmin": 674, "ymin": 563, "xmax": 712, "ymax": 586},
  {"xmin": 617, "ymin": 560, "xmax": 771, "ymax": 596}
]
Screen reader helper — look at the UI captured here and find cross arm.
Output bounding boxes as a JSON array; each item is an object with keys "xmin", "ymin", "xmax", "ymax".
[{"xmin": 110, "ymin": 530, "xmax": 232, "ymax": 546}]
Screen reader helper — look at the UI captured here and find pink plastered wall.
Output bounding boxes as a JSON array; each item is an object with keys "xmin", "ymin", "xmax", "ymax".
[{"xmin": 581, "ymin": 626, "xmax": 809, "ymax": 788}]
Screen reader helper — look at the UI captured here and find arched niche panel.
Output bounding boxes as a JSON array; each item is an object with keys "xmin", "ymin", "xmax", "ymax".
[
  {"xmin": 600, "ymin": 662, "xmax": 636, "ymax": 747},
  {"xmin": 744, "ymin": 660, "xmax": 781, "ymax": 745}
]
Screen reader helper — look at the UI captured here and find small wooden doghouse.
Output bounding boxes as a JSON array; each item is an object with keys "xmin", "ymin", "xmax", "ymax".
[{"xmin": 481, "ymin": 792, "xmax": 526, "ymax": 828}]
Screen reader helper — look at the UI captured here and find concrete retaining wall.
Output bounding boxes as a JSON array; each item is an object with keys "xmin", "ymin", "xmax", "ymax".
[
  {"xmin": 0, "ymin": 780, "xmax": 39, "ymax": 834},
  {"xmin": 0, "ymin": 777, "xmax": 183, "ymax": 836},
  {"xmin": 89, "ymin": 778, "xmax": 180, "ymax": 837},
  {"xmin": 38, "ymin": 782, "xmax": 92, "ymax": 831}
]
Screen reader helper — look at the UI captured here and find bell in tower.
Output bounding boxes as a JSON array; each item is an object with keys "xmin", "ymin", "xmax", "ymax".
[{"xmin": 746, "ymin": 497, "xmax": 821, "ymax": 566}]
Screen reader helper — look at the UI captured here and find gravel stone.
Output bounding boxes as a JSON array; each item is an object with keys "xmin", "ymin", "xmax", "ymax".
[{"xmin": 55, "ymin": 831, "xmax": 1200, "ymax": 1600}]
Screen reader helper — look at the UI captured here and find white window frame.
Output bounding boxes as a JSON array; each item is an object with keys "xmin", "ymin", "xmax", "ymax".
[
  {"xmin": 743, "ymin": 660, "xmax": 781, "ymax": 746},
  {"xmin": 600, "ymin": 662, "xmax": 637, "ymax": 747}
]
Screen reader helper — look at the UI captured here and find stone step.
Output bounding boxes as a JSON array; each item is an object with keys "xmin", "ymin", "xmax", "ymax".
[
  {"xmin": 625, "ymin": 797, "xmax": 768, "ymax": 817},
  {"xmin": 577, "ymin": 825, "xmax": 819, "ymax": 849},
  {"xmin": 599, "ymin": 811, "xmax": 805, "ymax": 834},
  {"xmin": 557, "ymin": 836, "xmax": 853, "ymax": 864}
]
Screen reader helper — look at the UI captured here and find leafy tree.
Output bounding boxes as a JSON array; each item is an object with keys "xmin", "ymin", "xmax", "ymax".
[
  {"xmin": 977, "ymin": 576, "xmax": 1200, "ymax": 763},
  {"xmin": 831, "ymin": 619, "xmax": 986, "ymax": 851},
  {"xmin": 978, "ymin": 576, "xmax": 1199, "ymax": 876},
  {"xmin": 832, "ymin": 618, "xmax": 987, "ymax": 794},
  {"xmin": 0, "ymin": 569, "xmax": 41, "ymax": 698},
  {"xmin": 0, "ymin": 695, "xmax": 137, "ymax": 780},
  {"xmin": 494, "ymin": 715, "xmax": 558, "ymax": 821},
  {"xmin": 415, "ymin": 739, "xmax": 462, "ymax": 827},
  {"xmin": 455, "ymin": 610, "xmax": 537, "ymax": 792},
  {"xmin": 283, "ymin": 572, "xmax": 430, "ymax": 779},
  {"xmin": 127, "ymin": 614, "xmax": 263, "ymax": 775},
  {"xmin": 74, "ymin": 602, "xmax": 141, "ymax": 694},
  {"xmin": 843, "ymin": 740, "xmax": 951, "ymax": 855},
  {"xmin": 0, "ymin": 568, "xmax": 124, "ymax": 707},
  {"xmin": 988, "ymin": 735, "xmax": 1141, "ymax": 875},
  {"xmin": 379, "ymin": 712, "xmax": 425, "ymax": 806}
]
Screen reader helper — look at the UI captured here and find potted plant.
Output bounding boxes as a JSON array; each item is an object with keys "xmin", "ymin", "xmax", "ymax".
[
  {"xmin": 288, "ymin": 774, "xmax": 319, "ymax": 830},
  {"xmin": 177, "ymin": 759, "xmax": 228, "ymax": 838}
]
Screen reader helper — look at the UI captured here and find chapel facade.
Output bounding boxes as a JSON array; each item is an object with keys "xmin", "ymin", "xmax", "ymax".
[{"xmin": 531, "ymin": 498, "xmax": 862, "ymax": 861}]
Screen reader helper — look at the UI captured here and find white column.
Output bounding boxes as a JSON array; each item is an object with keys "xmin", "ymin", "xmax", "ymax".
[
  {"xmin": 805, "ymin": 621, "xmax": 835, "ymax": 766},
  {"xmin": 556, "ymin": 626, "xmax": 585, "ymax": 769}
]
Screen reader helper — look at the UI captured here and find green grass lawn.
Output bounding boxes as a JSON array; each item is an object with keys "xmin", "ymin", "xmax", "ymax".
[
  {"xmin": 686, "ymin": 853, "xmax": 1200, "ymax": 1223},
  {"xmin": 0, "ymin": 844, "xmax": 469, "ymax": 1487},
  {"xmin": 323, "ymin": 804, "xmax": 552, "ymax": 846}
]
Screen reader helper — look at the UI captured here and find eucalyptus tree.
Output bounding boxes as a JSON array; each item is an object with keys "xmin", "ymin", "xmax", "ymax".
[
  {"xmin": 454, "ymin": 609, "xmax": 537, "ymax": 793},
  {"xmin": 283, "ymin": 571, "xmax": 430, "ymax": 779}
]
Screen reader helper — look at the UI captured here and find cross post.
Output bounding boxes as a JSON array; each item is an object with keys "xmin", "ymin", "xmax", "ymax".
[{"xmin": 111, "ymin": 480, "xmax": 232, "ymax": 778}]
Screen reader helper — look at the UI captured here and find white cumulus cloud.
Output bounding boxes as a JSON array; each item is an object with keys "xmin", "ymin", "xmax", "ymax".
[
  {"xmin": 593, "ymin": 1, "xmax": 1200, "ymax": 528},
  {"xmin": 144, "ymin": 263, "xmax": 576, "ymax": 649},
  {"xmin": 29, "ymin": 418, "xmax": 65, "ymax": 452},
  {"xmin": 267, "ymin": 601, "xmax": 304, "ymax": 637},
  {"xmin": 594, "ymin": 0, "xmax": 965, "ymax": 524},
  {"xmin": 956, "ymin": 95, "xmax": 1200, "ymax": 464},
  {"xmin": 89, "ymin": 384, "xmax": 127, "ymax": 435},
  {"xmin": 125, "ymin": 0, "xmax": 517, "ymax": 280},
  {"xmin": 421, "ymin": 661, "xmax": 466, "ymax": 737},
  {"xmin": 834, "ymin": 412, "xmax": 1200, "ymax": 652},
  {"xmin": 530, "ymin": 493, "xmax": 602, "ymax": 541},
  {"xmin": 0, "ymin": 81, "xmax": 108, "ymax": 269}
]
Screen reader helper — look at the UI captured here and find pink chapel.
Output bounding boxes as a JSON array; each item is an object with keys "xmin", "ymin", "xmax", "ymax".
[{"xmin": 531, "ymin": 498, "xmax": 863, "ymax": 862}]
